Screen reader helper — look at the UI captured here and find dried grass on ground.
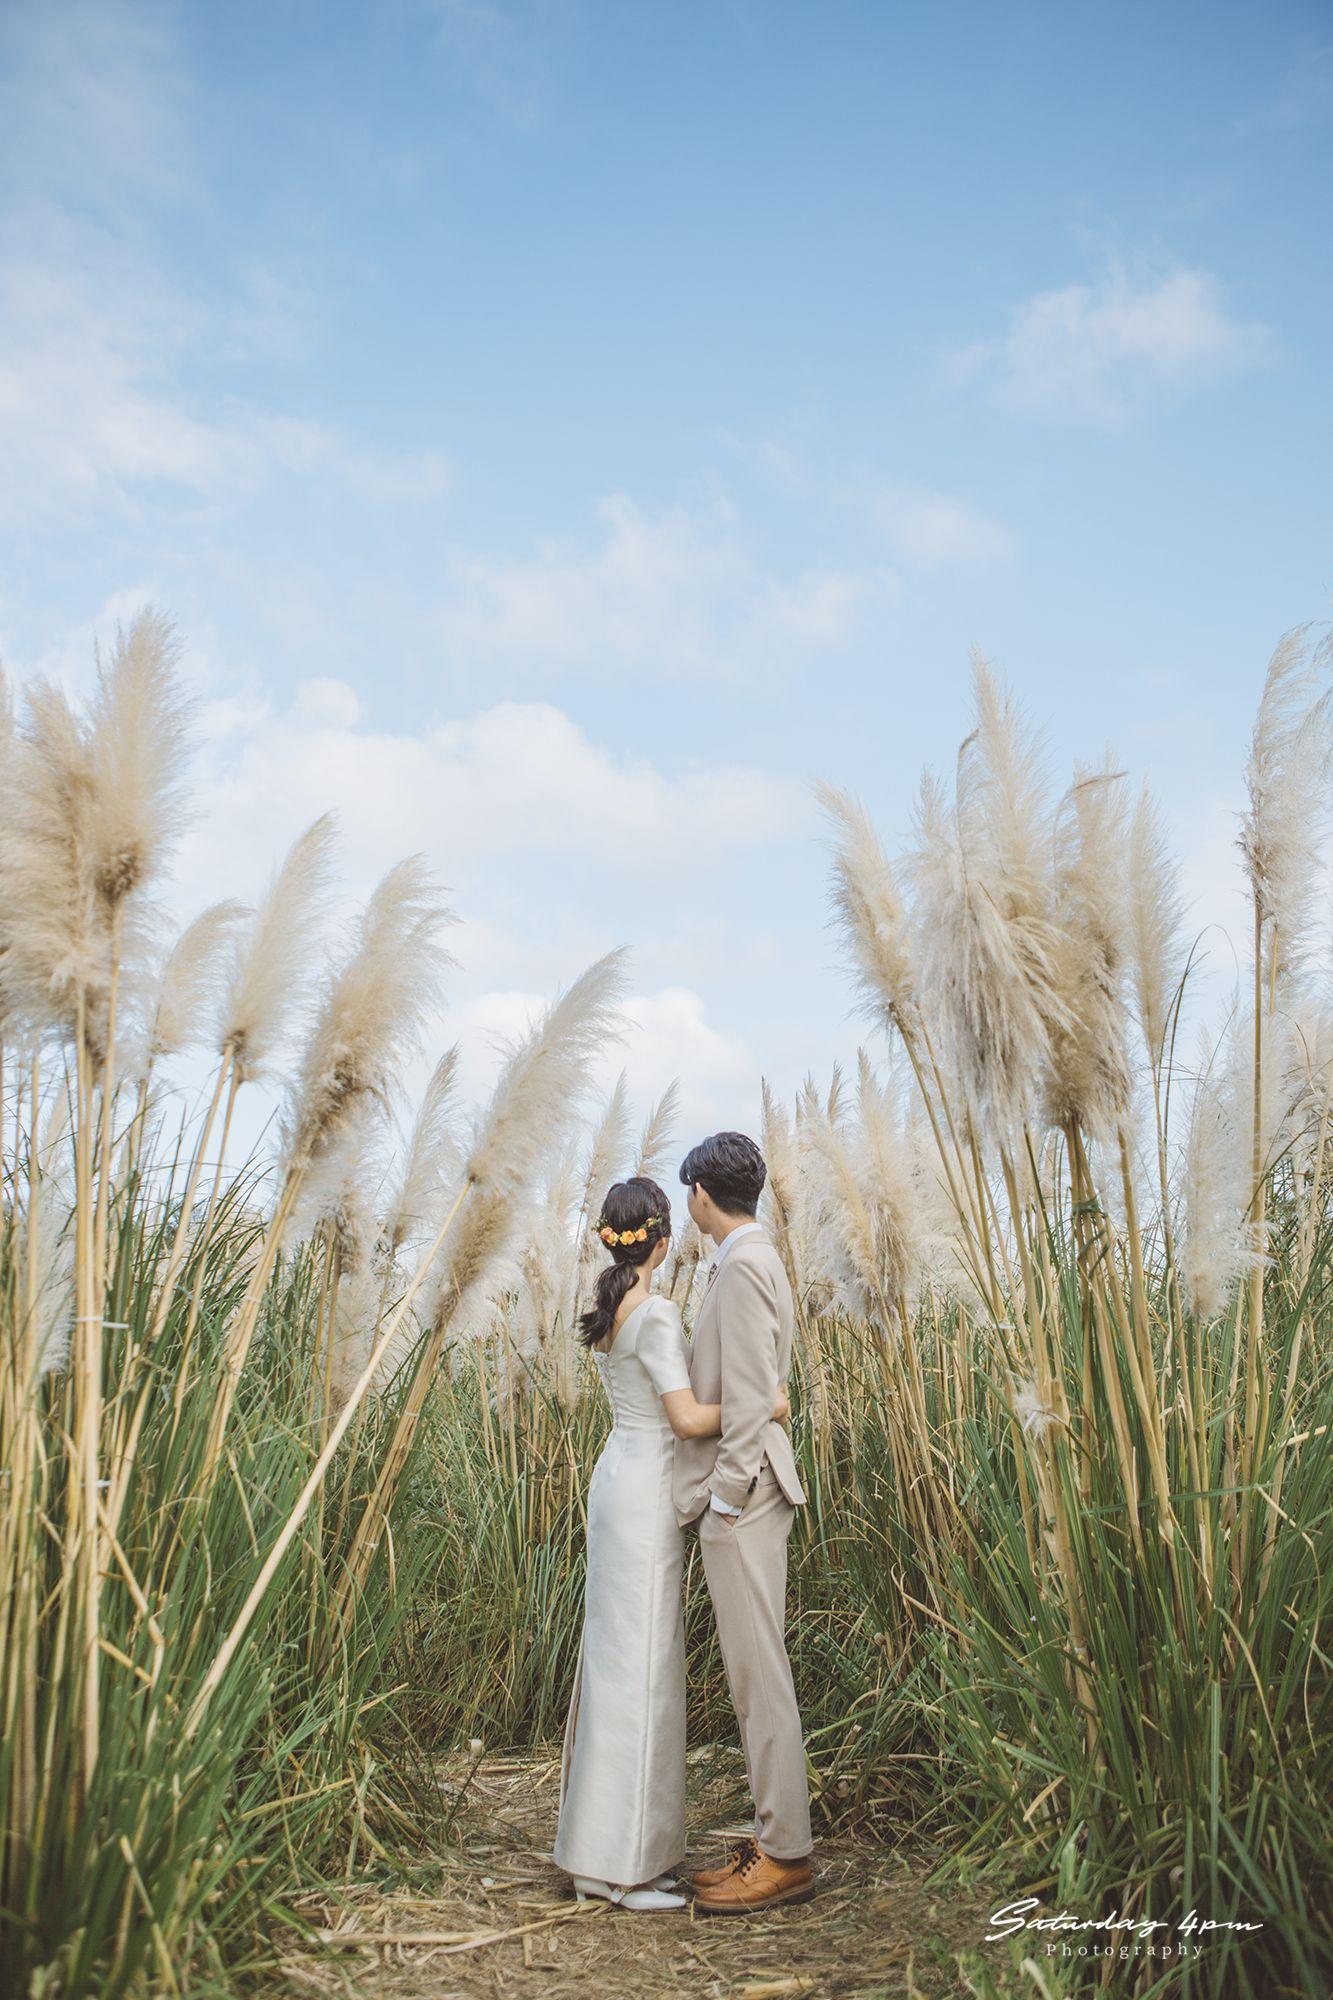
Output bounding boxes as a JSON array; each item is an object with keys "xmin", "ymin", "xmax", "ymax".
[{"xmin": 278, "ymin": 1748, "xmax": 1007, "ymax": 2000}]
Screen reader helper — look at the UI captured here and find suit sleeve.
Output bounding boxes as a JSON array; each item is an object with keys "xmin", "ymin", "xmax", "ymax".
[{"xmin": 710, "ymin": 1256, "xmax": 780, "ymax": 1510}]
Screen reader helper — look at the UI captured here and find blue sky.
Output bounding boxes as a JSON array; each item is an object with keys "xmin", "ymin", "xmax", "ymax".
[{"xmin": 2, "ymin": 0, "xmax": 1331, "ymax": 1145}]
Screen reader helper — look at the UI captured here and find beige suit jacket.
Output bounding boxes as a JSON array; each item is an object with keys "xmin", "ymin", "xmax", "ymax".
[{"xmin": 672, "ymin": 1227, "xmax": 806, "ymax": 1528}]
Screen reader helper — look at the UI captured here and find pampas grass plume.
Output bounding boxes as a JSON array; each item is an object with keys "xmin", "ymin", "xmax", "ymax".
[
  {"xmin": 221, "ymin": 814, "xmax": 337, "ymax": 1082},
  {"xmin": 283, "ymin": 855, "xmax": 456, "ymax": 1176},
  {"xmin": 141, "ymin": 900, "xmax": 248, "ymax": 1072},
  {"xmin": 0, "ymin": 681, "xmax": 104, "ymax": 1039},
  {"xmin": 1238, "ymin": 622, "xmax": 1333, "ymax": 988},
  {"xmin": 1179, "ymin": 1024, "xmax": 1258, "ymax": 1321},
  {"xmin": 634, "ymin": 1078, "xmax": 680, "ymax": 1183},
  {"xmin": 86, "ymin": 608, "xmax": 193, "ymax": 911},
  {"xmin": 424, "ymin": 950, "xmax": 628, "ymax": 1340},
  {"xmin": 1043, "ymin": 762, "xmax": 1133, "ymax": 1139},
  {"xmin": 382, "ymin": 1046, "xmax": 463, "ymax": 1266},
  {"xmin": 1126, "ymin": 781, "xmax": 1185, "ymax": 1072},
  {"xmin": 815, "ymin": 780, "xmax": 915, "ymax": 1036}
]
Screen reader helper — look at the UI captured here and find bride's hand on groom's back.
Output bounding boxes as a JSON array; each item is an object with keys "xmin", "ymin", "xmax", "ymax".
[{"xmin": 773, "ymin": 1386, "xmax": 791, "ymax": 1426}]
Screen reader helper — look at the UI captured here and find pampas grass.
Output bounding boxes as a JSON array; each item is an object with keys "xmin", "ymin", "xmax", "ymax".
[
  {"xmin": 4, "ymin": 604, "xmax": 1330, "ymax": 2000},
  {"xmin": 434, "ymin": 952, "xmax": 627, "ymax": 1333},
  {"xmin": 760, "ymin": 1077, "xmax": 804, "ymax": 1288},
  {"xmin": 801, "ymin": 627, "xmax": 1331, "ymax": 1988},
  {"xmin": 220, "ymin": 813, "xmax": 337, "ymax": 1084},
  {"xmin": 207, "ymin": 855, "xmax": 456, "ymax": 1470},
  {"xmin": 137, "ymin": 899, "xmax": 248, "ymax": 1077},
  {"xmin": 309, "ymin": 1140, "xmax": 384, "ymax": 1412},
  {"xmin": 493, "ymin": 1067, "xmax": 687, "ymax": 1405},
  {"xmin": 1234, "ymin": 622, "xmax": 1332, "ymax": 1497},
  {"xmin": 0, "ymin": 665, "xmax": 18, "ymax": 1038},
  {"xmin": 905, "ymin": 661, "xmax": 1072, "ymax": 1147},
  {"xmin": 797, "ymin": 1051, "xmax": 926, "ymax": 1328},
  {"xmin": 510, "ymin": 1138, "xmax": 584, "ymax": 1397},
  {"xmin": 1043, "ymin": 763, "xmax": 1134, "ymax": 1140},
  {"xmin": 1179, "ymin": 1024, "xmax": 1253, "ymax": 1321},
  {"xmin": 662, "ymin": 1213, "xmax": 705, "ymax": 1307},
  {"xmin": 19, "ymin": 1091, "xmax": 76, "ymax": 1380},
  {"xmin": 0, "ymin": 612, "xmax": 190, "ymax": 1056},
  {"xmin": 0, "ymin": 611, "xmax": 645, "ymax": 1999},
  {"xmin": 335, "ymin": 950, "xmax": 628, "ymax": 1617},
  {"xmin": 816, "ymin": 779, "xmax": 915, "ymax": 1037},
  {"xmin": 0, "ymin": 612, "xmax": 196, "ymax": 1795},
  {"xmin": 1126, "ymin": 778, "xmax": 1187, "ymax": 1073},
  {"xmin": 569, "ymin": 1070, "xmax": 631, "ymax": 1322},
  {"xmin": 85, "ymin": 611, "xmax": 192, "ymax": 909},
  {"xmin": 634, "ymin": 1076, "xmax": 680, "ymax": 1181},
  {"xmin": 380, "ymin": 1045, "xmax": 463, "ymax": 1270},
  {"xmin": 0, "ymin": 680, "xmax": 110, "ymax": 1045},
  {"xmin": 1239, "ymin": 622, "xmax": 1333, "ymax": 994},
  {"xmin": 282, "ymin": 855, "xmax": 456, "ymax": 1179}
]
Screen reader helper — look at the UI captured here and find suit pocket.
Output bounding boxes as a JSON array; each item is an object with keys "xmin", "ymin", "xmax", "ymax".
[{"xmin": 700, "ymin": 1500, "xmax": 743, "ymax": 1537}]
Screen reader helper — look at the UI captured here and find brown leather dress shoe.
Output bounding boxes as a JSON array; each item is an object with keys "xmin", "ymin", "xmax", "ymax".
[
  {"xmin": 692, "ymin": 1844, "xmax": 814, "ymax": 1915},
  {"xmin": 688, "ymin": 1837, "xmax": 758, "ymax": 1891}
]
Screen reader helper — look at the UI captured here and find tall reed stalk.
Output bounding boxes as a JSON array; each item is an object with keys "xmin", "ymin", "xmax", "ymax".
[{"xmin": 0, "ymin": 610, "xmax": 621, "ymax": 1996}]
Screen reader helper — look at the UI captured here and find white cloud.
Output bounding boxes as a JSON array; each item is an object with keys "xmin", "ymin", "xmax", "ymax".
[
  {"xmin": 438, "ymin": 981, "xmax": 759, "ymax": 1152},
  {"xmin": 435, "ymin": 491, "xmax": 887, "ymax": 679},
  {"xmin": 170, "ymin": 679, "xmax": 806, "ymax": 912},
  {"xmin": 0, "ymin": 2, "xmax": 449, "ymax": 518},
  {"xmin": 435, "ymin": 988, "xmax": 559, "ymax": 1107},
  {"xmin": 739, "ymin": 439, "xmax": 1015, "ymax": 573},
  {"xmin": 292, "ymin": 678, "xmax": 364, "ymax": 729},
  {"xmin": 197, "ymin": 966, "xmax": 766, "ymax": 1183},
  {"xmin": 615, "ymin": 987, "xmax": 758, "ymax": 1138},
  {"xmin": 102, "ymin": 669, "xmax": 803, "ymax": 1166},
  {"xmin": 945, "ymin": 257, "xmax": 1274, "ymax": 421},
  {"xmin": 0, "ymin": 228, "xmax": 450, "ymax": 515},
  {"xmin": 870, "ymin": 483, "xmax": 1016, "ymax": 569}
]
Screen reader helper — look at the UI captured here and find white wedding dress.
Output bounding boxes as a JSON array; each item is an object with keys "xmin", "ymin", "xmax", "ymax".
[{"xmin": 552, "ymin": 1292, "xmax": 692, "ymax": 1886}]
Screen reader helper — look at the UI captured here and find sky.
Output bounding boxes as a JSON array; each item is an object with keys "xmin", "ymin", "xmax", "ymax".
[{"xmin": 2, "ymin": 0, "xmax": 1331, "ymax": 1157}]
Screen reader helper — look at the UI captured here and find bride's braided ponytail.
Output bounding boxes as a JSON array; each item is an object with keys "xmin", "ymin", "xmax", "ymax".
[{"xmin": 577, "ymin": 1176, "xmax": 672, "ymax": 1349}]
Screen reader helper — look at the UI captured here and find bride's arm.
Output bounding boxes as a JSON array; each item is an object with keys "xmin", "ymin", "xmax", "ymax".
[
  {"xmin": 638, "ymin": 1298, "xmax": 791, "ymax": 1440},
  {"xmin": 659, "ymin": 1387, "xmax": 717, "ymax": 1440},
  {"xmin": 660, "ymin": 1384, "xmax": 791, "ymax": 1440}
]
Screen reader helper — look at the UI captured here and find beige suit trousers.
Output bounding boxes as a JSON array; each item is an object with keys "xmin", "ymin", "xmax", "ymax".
[{"xmin": 696, "ymin": 1460, "xmax": 812, "ymax": 1860}]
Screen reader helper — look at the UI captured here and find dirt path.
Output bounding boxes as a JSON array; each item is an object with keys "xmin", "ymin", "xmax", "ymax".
[{"xmin": 277, "ymin": 1747, "xmax": 1008, "ymax": 2000}]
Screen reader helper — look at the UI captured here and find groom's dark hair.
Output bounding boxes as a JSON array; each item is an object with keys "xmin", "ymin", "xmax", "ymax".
[{"xmin": 679, "ymin": 1132, "xmax": 766, "ymax": 1217}]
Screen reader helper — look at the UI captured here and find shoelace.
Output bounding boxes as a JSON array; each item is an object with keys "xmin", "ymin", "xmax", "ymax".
[{"xmin": 733, "ymin": 1841, "xmax": 763, "ymax": 1880}]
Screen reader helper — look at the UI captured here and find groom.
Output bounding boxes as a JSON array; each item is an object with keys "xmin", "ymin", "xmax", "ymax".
[{"xmin": 672, "ymin": 1131, "xmax": 814, "ymax": 1914}]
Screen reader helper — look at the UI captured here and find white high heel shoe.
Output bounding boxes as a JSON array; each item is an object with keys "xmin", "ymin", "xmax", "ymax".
[{"xmin": 572, "ymin": 1873, "xmax": 686, "ymax": 1911}]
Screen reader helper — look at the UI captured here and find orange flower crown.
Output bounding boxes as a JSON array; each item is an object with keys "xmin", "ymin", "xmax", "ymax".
[{"xmin": 596, "ymin": 1214, "xmax": 665, "ymax": 1248}]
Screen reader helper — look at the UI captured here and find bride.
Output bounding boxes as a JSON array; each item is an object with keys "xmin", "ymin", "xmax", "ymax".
[{"xmin": 551, "ymin": 1175, "xmax": 789, "ymax": 1911}]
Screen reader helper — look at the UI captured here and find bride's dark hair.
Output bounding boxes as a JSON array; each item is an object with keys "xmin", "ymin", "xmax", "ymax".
[{"xmin": 577, "ymin": 1176, "xmax": 672, "ymax": 1350}]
